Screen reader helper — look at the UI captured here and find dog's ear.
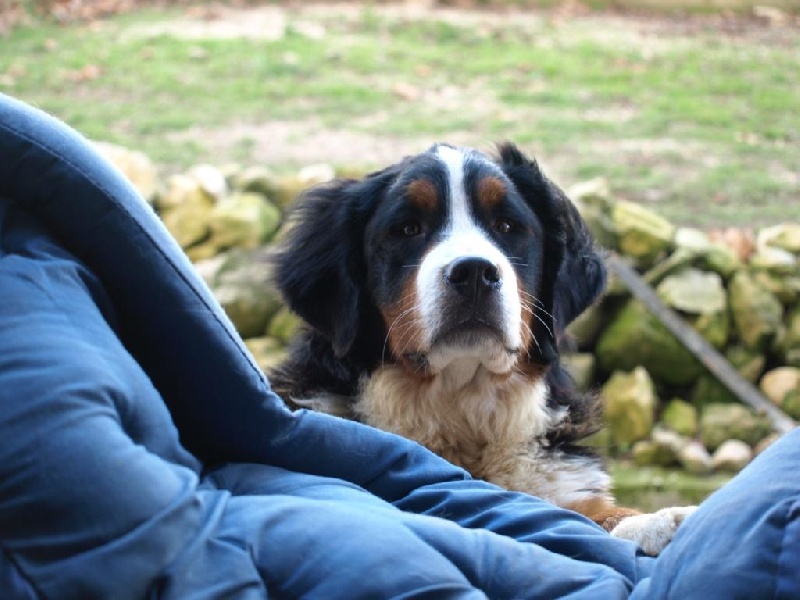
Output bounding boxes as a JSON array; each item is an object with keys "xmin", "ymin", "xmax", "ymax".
[
  {"xmin": 497, "ymin": 142, "xmax": 606, "ymax": 362},
  {"xmin": 272, "ymin": 167, "xmax": 398, "ymax": 357}
]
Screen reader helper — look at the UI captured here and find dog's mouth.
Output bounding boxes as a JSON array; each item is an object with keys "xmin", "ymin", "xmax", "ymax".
[
  {"xmin": 432, "ymin": 317, "xmax": 518, "ymax": 355},
  {"xmin": 399, "ymin": 317, "xmax": 520, "ymax": 377}
]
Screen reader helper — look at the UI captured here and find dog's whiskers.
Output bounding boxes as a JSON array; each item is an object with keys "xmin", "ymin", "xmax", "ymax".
[{"xmin": 382, "ymin": 306, "xmax": 418, "ymax": 366}]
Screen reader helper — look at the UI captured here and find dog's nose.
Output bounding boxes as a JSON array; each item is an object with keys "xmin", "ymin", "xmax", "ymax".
[{"xmin": 444, "ymin": 257, "xmax": 502, "ymax": 297}]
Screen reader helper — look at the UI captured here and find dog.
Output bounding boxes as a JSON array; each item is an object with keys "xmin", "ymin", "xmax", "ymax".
[{"xmin": 269, "ymin": 142, "xmax": 694, "ymax": 556}]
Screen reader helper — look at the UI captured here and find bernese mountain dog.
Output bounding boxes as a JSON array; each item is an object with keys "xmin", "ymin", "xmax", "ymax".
[{"xmin": 269, "ymin": 142, "xmax": 694, "ymax": 555}]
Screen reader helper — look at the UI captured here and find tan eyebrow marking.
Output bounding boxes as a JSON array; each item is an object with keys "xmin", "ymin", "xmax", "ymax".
[
  {"xmin": 406, "ymin": 179, "xmax": 438, "ymax": 212},
  {"xmin": 477, "ymin": 176, "xmax": 506, "ymax": 210}
]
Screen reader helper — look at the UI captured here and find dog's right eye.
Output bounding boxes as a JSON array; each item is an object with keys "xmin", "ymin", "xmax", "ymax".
[{"xmin": 401, "ymin": 221, "xmax": 422, "ymax": 237}]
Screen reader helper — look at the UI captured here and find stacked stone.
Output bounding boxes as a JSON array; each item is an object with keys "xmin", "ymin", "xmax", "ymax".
[
  {"xmin": 565, "ymin": 179, "xmax": 800, "ymax": 475},
  {"xmin": 95, "ymin": 143, "xmax": 346, "ymax": 374},
  {"xmin": 99, "ymin": 144, "xmax": 799, "ymax": 478}
]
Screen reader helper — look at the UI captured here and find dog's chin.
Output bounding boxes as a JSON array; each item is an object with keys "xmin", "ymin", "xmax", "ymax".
[{"xmin": 400, "ymin": 324, "xmax": 520, "ymax": 377}]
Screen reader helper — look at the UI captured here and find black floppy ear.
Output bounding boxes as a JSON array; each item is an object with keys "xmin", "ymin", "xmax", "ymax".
[
  {"xmin": 272, "ymin": 168, "xmax": 397, "ymax": 357},
  {"xmin": 497, "ymin": 142, "xmax": 606, "ymax": 362}
]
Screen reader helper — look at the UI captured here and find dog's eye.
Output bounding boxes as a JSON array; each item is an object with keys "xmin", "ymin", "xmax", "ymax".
[
  {"xmin": 401, "ymin": 221, "xmax": 422, "ymax": 237},
  {"xmin": 493, "ymin": 219, "xmax": 514, "ymax": 234}
]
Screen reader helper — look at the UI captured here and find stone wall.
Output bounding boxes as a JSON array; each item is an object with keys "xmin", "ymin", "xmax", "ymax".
[
  {"xmin": 565, "ymin": 179, "xmax": 799, "ymax": 475},
  {"xmin": 100, "ymin": 142, "xmax": 799, "ymax": 479}
]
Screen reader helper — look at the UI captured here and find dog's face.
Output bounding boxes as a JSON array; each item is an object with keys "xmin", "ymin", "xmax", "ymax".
[
  {"xmin": 274, "ymin": 142, "xmax": 605, "ymax": 378},
  {"xmin": 363, "ymin": 144, "xmax": 548, "ymax": 376}
]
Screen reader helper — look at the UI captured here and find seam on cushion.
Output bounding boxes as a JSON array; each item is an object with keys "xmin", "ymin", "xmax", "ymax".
[{"xmin": 0, "ymin": 118, "xmax": 268, "ymax": 390}]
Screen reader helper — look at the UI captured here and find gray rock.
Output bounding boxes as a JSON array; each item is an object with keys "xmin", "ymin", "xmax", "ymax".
[
  {"xmin": 565, "ymin": 302, "xmax": 612, "ymax": 350},
  {"xmin": 596, "ymin": 299, "xmax": 704, "ymax": 385},
  {"xmin": 273, "ymin": 175, "xmax": 312, "ymax": 209},
  {"xmin": 193, "ymin": 254, "xmax": 228, "ymax": 287},
  {"xmin": 750, "ymin": 245, "xmax": 798, "ymax": 276},
  {"xmin": 751, "ymin": 270, "xmax": 800, "ymax": 305},
  {"xmin": 759, "ymin": 367, "xmax": 800, "ymax": 406},
  {"xmin": 777, "ymin": 305, "xmax": 800, "ymax": 367},
  {"xmin": 651, "ymin": 426, "xmax": 686, "ymax": 455},
  {"xmin": 94, "ymin": 141, "xmax": 159, "ymax": 203},
  {"xmin": 577, "ymin": 203, "xmax": 618, "ymax": 250},
  {"xmin": 266, "ymin": 306, "xmax": 302, "ymax": 344},
  {"xmin": 782, "ymin": 389, "xmax": 800, "ymax": 420},
  {"xmin": 567, "ymin": 178, "xmax": 613, "ymax": 212},
  {"xmin": 661, "ymin": 398, "xmax": 697, "ymax": 437},
  {"xmin": 643, "ymin": 248, "xmax": 698, "ymax": 287},
  {"xmin": 157, "ymin": 172, "xmax": 215, "ymax": 212},
  {"xmin": 612, "ymin": 201, "xmax": 675, "ymax": 267},
  {"xmin": 233, "ymin": 165, "xmax": 278, "ymax": 197},
  {"xmin": 690, "ymin": 375, "xmax": 738, "ymax": 408},
  {"xmin": 678, "ymin": 441, "xmax": 714, "ymax": 475},
  {"xmin": 712, "ymin": 439, "xmax": 753, "ymax": 472},
  {"xmin": 632, "ymin": 439, "xmax": 678, "ymax": 468},
  {"xmin": 674, "ymin": 227, "xmax": 711, "ymax": 251},
  {"xmin": 757, "ymin": 223, "xmax": 800, "ymax": 254},
  {"xmin": 188, "ymin": 164, "xmax": 229, "ymax": 201},
  {"xmin": 602, "ymin": 366, "xmax": 657, "ymax": 447},
  {"xmin": 159, "ymin": 191, "xmax": 214, "ymax": 249},
  {"xmin": 185, "ymin": 241, "xmax": 220, "ymax": 263},
  {"xmin": 657, "ymin": 268, "xmax": 726, "ymax": 315},
  {"xmin": 699, "ymin": 244, "xmax": 741, "ymax": 280},
  {"xmin": 728, "ymin": 271, "xmax": 783, "ymax": 351},
  {"xmin": 725, "ymin": 344, "xmax": 766, "ymax": 383},
  {"xmin": 700, "ymin": 404, "xmax": 772, "ymax": 452},
  {"xmin": 210, "ymin": 248, "xmax": 284, "ymax": 339},
  {"xmin": 209, "ymin": 193, "xmax": 282, "ymax": 250},
  {"xmin": 561, "ymin": 353, "xmax": 596, "ymax": 391},
  {"xmin": 298, "ymin": 163, "xmax": 336, "ymax": 186}
]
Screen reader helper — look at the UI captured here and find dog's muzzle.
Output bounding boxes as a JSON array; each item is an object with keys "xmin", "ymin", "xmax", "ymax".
[{"xmin": 436, "ymin": 256, "xmax": 508, "ymax": 341}]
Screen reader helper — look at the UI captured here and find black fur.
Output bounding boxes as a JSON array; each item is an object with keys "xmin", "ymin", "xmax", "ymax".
[{"xmin": 270, "ymin": 143, "xmax": 606, "ymax": 448}]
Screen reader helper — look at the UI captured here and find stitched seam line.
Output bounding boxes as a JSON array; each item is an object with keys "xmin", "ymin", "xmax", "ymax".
[{"xmin": 0, "ymin": 118, "xmax": 268, "ymax": 387}]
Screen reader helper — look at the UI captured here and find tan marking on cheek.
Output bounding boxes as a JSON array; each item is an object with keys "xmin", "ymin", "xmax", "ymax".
[
  {"xmin": 565, "ymin": 497, "xmax": 642, "ymax": 532},
  {"xmin": 518, "ymin": 287, "xmax": 534, "ymax": 352},
  {"xmin": 477, "ymin": 176, "xmax": 506, "ymax": 211},
  {"xmin": 406, "ymin": 179, "xmax": 438, "ymax": 213},
  {"xmin": 381, "ymin": 275, "xmax": 425, "ymax": 364}
]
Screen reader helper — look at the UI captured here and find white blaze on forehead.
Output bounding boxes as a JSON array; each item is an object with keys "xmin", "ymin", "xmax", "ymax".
[{"xmin": 413, "ymin": 145, "xmax": 522, "ymax": 371}]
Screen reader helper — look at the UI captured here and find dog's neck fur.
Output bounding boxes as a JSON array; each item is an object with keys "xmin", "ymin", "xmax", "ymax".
[{"xmin": 354, "ymin": 361, "xmax": 565, "ymax": 477}]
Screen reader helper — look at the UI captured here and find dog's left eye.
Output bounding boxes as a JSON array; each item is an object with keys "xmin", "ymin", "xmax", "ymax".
[
  {"xmin": 493, "ymin": 219, "xmax": 514, "ymax": 234},
  {"xmin": 401, "ymin": 221, "xmax": 422, "ymax": 237}
]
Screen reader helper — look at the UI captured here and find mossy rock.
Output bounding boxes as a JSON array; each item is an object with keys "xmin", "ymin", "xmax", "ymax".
[
  {"xmin": 266, "ymin": 307, "xmax": 302, "ymax": 344},
  {"xmin": 700, "ymin": 404, "xmax": 772, "ymax": 451},
  {"xmin": 596, "ymin": 299, "xmax": 704, "ymax": 385},
  {"xmin": 612, "ymin": 200, "xmax": 675, "ymax": 267},
  {"xmin": 603, "ymin": 367, "xmax": 657, "ymax": 447},
  {"xmin": 728, "ymin": 271, "xmax": 783, "ymax": 351},
  {"xmin": 661, "ymin": 398, "xmax": 697, "ymax": 437},
  {"xmin": 209, "ymin": 192, "xmax": 282, "ymax": 250}
]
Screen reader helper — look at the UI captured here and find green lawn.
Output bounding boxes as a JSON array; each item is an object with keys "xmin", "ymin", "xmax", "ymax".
[{"xmin": 1, "ymin": 4, "xmax": 798, "ymax": 226}]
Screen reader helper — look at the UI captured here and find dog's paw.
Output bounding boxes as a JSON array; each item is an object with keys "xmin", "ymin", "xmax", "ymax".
[{"xmin": 610, "ymin": 506, "xmax": 697, "ymax": 556}]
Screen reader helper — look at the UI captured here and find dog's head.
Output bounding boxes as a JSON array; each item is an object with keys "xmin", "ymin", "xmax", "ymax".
[{"xmin": 273, "ymin": 142, "xmax": 605, "ymax": 378}]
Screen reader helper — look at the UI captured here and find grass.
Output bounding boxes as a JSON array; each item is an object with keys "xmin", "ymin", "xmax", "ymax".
[{"xmin": 1, "ymin": 3, "xmax": 798, "ymax": 226}]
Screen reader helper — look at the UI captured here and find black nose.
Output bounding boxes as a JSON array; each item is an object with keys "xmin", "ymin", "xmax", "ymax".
[{"xmin": 444, "ymin": 257, "xmax": 502, "ymax": 297}]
